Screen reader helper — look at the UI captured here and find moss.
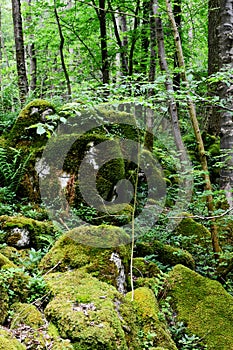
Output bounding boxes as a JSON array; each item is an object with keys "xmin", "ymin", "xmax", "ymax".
[
  {"xmin": 8, "ymin": 99, "xmax": 56, "ymax": 145},
  {"xmin": 0, "ymin": 268, "xmax": 30, "ymax": 324},
  {"xmin": 39, "ymin": 225, "xmax": 130, "ymax": 290},
  {"xmin": 135, "ymin": 240, "xmax": 195, "ymax": 269},
  {"xmin": 44, "ymin": 270, "xmax": 129, "ymax": 349},
  {"xmin": 0, "ymin": 328, "xmax": 26, "ymax": 350},
  {"xmin": 174, "ymin": 214, "xmax": 211, "ymax": 251},
  {"xmin": 125, "ymin": 287, "xmax": 177, "ymax": 349},
  {"xmin": 0, "ymin": 215, "xmax": 56, "ymax": 249},
  {"xmin": 10, "ymin": 303, "xmax": 44, "ymax": 329},
  {"xmin": 0, "ymin": 252, "xmax": 15, "ymax": 269},
  {"xmin": 166, "ymin": 264, "xmax": 233, "ymax": 350}
]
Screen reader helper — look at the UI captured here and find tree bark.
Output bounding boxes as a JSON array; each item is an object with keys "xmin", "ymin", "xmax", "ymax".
[
  {"xmin": 218, "ymin": 0, "xmax": 233, "ymax": 206},
  {"xmin": 97, "ymin": 0, "xmax": 110, "ymax": 84},
  {"xmin": 54, "ymin": 2, "xmax": 72, "ymax": 97},
  {"xmin": 207, "ymin": 0, "xmax": 221, "ymax": 135},
  {"xmin": 165, "ymin": 0, "xmax": 222, "ymax": 257},
  {"xmin": 26, "ymin": 0, "xmax": 37, "ymax": 92},
  {"xmin": 12, "ymin": 0, "xmax": 28, "ymax": 104}
]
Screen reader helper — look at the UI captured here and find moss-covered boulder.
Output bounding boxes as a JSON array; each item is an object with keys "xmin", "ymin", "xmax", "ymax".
[
  {"xmin": 8, "ymin": 99, "xmax": 56, "ymax": 145},
  {"xmin": 0, "ymin": 268, "xmax": 29, "ymax": 325},
  {"xmin": 125, "ymin": 287, "xmax": 177, "ymax": 349},
  {"xmin": 10, "ymin": 303, "xmax": 44, "ymax": 329},
  {"xmin": 39, "ymin": 225, "xmax": 130, "ymax": 291},
  {"xmin": 174, "ymin": 214, "xmax": 211, "ymax": 252},
  {"xmin": 0, "ymin": 252, "xmax": 15, "ymax": 269},
  {"xmin": 166, "ymin": 264, "xmax": 233, "ymax": 350},
  {"xmin": 135, "ymin": 240, "xmax": 195, "ymax": 269},
  {"xmin": 44, "ymin": 270, "xmax": 130, "ymax": 349},
  {"xmin": 0, "ymin": 328, "xmax": 26, "ymax": 350},
  {"xmin": 0, "ymin": 215, "xmax": 56, "ymax": 249}
]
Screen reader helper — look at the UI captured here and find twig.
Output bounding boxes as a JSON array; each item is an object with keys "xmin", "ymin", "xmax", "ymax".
[{"xmin": 168, "ymin": 207, "xmax": 233, "ymax": 220}]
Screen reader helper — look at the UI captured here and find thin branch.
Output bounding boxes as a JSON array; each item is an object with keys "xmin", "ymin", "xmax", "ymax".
[{"xmin": 167, "ymin": 207, "xmax": 233, "ymax": 220}]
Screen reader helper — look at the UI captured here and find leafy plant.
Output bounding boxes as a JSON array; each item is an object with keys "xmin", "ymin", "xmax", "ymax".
[{"xmin": 0, "ymin": 147, "xmax": 31, "ymax": 202}]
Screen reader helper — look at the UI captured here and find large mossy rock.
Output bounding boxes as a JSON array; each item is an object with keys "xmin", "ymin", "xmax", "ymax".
[
  {"xmin": 44, "ymin": 270, "xmax": 131, "ymax": 349},
  {"xmin": 135, "ymin": 241, "xmax": 195, "ymax": 269},
  {"xmin": 0, "ymin": 269, "xmax": 29, "ymax": 325},
  {"xmin": 0, "ymin": 215, "xmax": 56, "ymax": 249},
  {"xmin": 125, "ymin": 287, "xmax": 177, "ymax": 349},
  {"xmin": 0, "ymin": 328, "xmax": 26, "ymax": 350},
  {"xmin": 39, "ymin": 225, "xmax": 131, "ymax": 291},
  {"xmin": 174, "ymin": 214, "xmax": 211, "ymax": 252},
  {"xmin": 7, "ymin": 99, "xmax": 56, "ymax": 146},
  {"xmin": 10, "ymin": 303, "xmax": 44, "ymax": 330},
  {"xmin": 166, "ymin": 264, "xmax": 233, "ymax": 350},
  {"xmin": 0, "ymin": 252, "xmax": 15, "ymax": 269}
]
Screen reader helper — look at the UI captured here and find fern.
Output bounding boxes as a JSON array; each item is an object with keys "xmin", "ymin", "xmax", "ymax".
[{"xmin": 0, "ymin": 147, "xmax": 31, "ymax": 202}]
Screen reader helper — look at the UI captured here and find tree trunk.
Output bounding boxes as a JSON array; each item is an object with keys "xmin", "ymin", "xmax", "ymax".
[
  {"xmin": 11, "ymin": 0, "xmax": 28, "ymax": 104},
  {"xmin": 218, "ymin": 0, "xmax": 233, "ymax": 206},
  {"xmin": 207, "ymin": 0, "xmax": 221, "ymax": 135},
  {"xmin": 26, "ymin": 0, "xmax": 37, "ymax": 92},
  {"xmin": 128, "ymin": 0, "xmax": 140, "ymax": 76},
  {"xmin": 98, "ymin": 0, "xmax": 110, "ymax": 84},
  {"xmin": 54, "ymin": 2, "xmax": 72, "ymax": 97},
  {"xmin": 173, "ymin": 0, "xmax": 181, "ymax": 91},
  {"xmin": 165, "ymin": 0, "xmax": 222, "ymax": 257}
]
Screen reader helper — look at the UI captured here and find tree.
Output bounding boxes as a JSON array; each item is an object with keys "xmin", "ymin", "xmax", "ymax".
[
  {"xmin": 207, "ymin": 0, "xmax": 221, "ymax": 135},
  {"xmin": 11, "ymin": 0, "xmax": 28, "ymax": 104},
  {"xmin": 218, "ymin": 0, "xmax": 233, "ymax": 206}
]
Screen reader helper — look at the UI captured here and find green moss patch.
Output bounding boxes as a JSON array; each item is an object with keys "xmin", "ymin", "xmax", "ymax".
[
  {"xmin": 39, "ymin": 225, "xmax": 130, "ymax": 290},
  {"xmin": 125, "ymin": 287, "xmax": 177, "ymax": 349},
  {"xmin": 166, "ymin": 264, "xmax": 233, "ymax": 350},
  {"xmin": 0, "ymin": 328, "xmax": 26, "ymax": 350},
  {"xmin": 0, "ymin": 215, "xmax": 56, "ymax": 249},
  {"xmin": 10, "ymin": 303, "xmax": 44, "ymax": 329},
  {"xmin": 44, "ymin": 270, "xmax": 129, "ymax": 349},
  {"xmin": 135, "ymin": 241, "xmax": 195, "ymax": 269}
]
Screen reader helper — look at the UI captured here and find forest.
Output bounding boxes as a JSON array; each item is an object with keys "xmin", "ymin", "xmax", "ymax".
[{"xmin": 0, "ymin": 0, "xmax": 233, "ymax": 349}]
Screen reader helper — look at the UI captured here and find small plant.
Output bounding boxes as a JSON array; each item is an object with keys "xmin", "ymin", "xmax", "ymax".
[{"xmin": 27, "ymin": 273, "xmax": 48, "ymax": 303}]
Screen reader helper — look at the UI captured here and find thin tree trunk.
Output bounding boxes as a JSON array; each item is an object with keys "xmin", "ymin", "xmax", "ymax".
[
  {"xmin": 26, "ymin": 0, "xmax": 37, "ymax": 92},
  {"xmin": 144, "ymin": 0, "xmax": 156, "ymax": 151},
  {"xmin": 11, "ymin": 0, "xmax": 28, "ymax": 105},
  {"xmin": 218, "ymin": 0, "xmax": 233, "ymax": 206},
  {"xmin": 154, "ymin": 0, "xmax": 187, "ymax": 166},
  {"xmin": 173, "ymin": 0, "xmax": 181, "ymax": 91},
  {"xmin": 207, "ymin": 0, "xmax": 221, "ymax": 135},
  {"xmin": 98, "ymin": 0, "xmax": 110, "ymax": 84},
  {"xmin": 54, "ymin": 2, "xmax": 72, "ymax": 97},
  {"xmin": 141, "ymin": 0, "xmax": 150, "ymax": 73},
  {"xmin": 129, "ymin": 0, "xmax": 140, "ymax": 76},
  {"xmin": 109, "ymin": 3, "xmax": 129, "ymax": 76},
  {"xmin": 165, "ymin": 0, "xmax": 221, "ymax": 257}
]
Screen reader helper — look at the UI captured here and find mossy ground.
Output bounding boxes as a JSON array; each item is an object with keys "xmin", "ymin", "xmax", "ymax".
[
  {"xmin": 0, "ymin": 328, "xmax": 26, "ymax": 350},
  {"xmin": 166, "ymin": 264, "xmax": 233, "ymax": 350}
]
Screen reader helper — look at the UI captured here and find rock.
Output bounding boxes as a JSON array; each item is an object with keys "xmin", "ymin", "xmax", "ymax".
[
  {"xmin": 174, "ymin": 214, "xmax": 211, "ymax": 252},
  {"xmin": 0, "ymin": 253, "xmax": 15, "ymax": 269},
  {"xmin": 0, "ymin": 215, "xmax": 56, "ymax": 249},
  {"xmin": 135, "ymin": 240, "xmax": 195, "ymax": 269},
  {"xmin": 123, "ymin": 287, "xmax": 177, "ymax": 349},
  {"xmin": 44, "ymin": 270, "xmax": 130, "ymax": 349},
  {"xmin": 0, "ymin": 328, "xmax": 26, "ymax": 350},
  {"xmin": 10, "ymin": 303, "xmax": 44, "ymax": 329},
  {"xmin": 166, "ymin": 264, "xmax": 233, "ymax": 350},
  {"xmin": 39, "ymin": 225, "xmax": 131, "ymax": 292},
  {"xmin": 8, "ymin": 99, "xmax": 56, "ymax": 145},
  {"xmin": 0, "ymin": 269, "xmax": 29, "ymax": 324}
]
